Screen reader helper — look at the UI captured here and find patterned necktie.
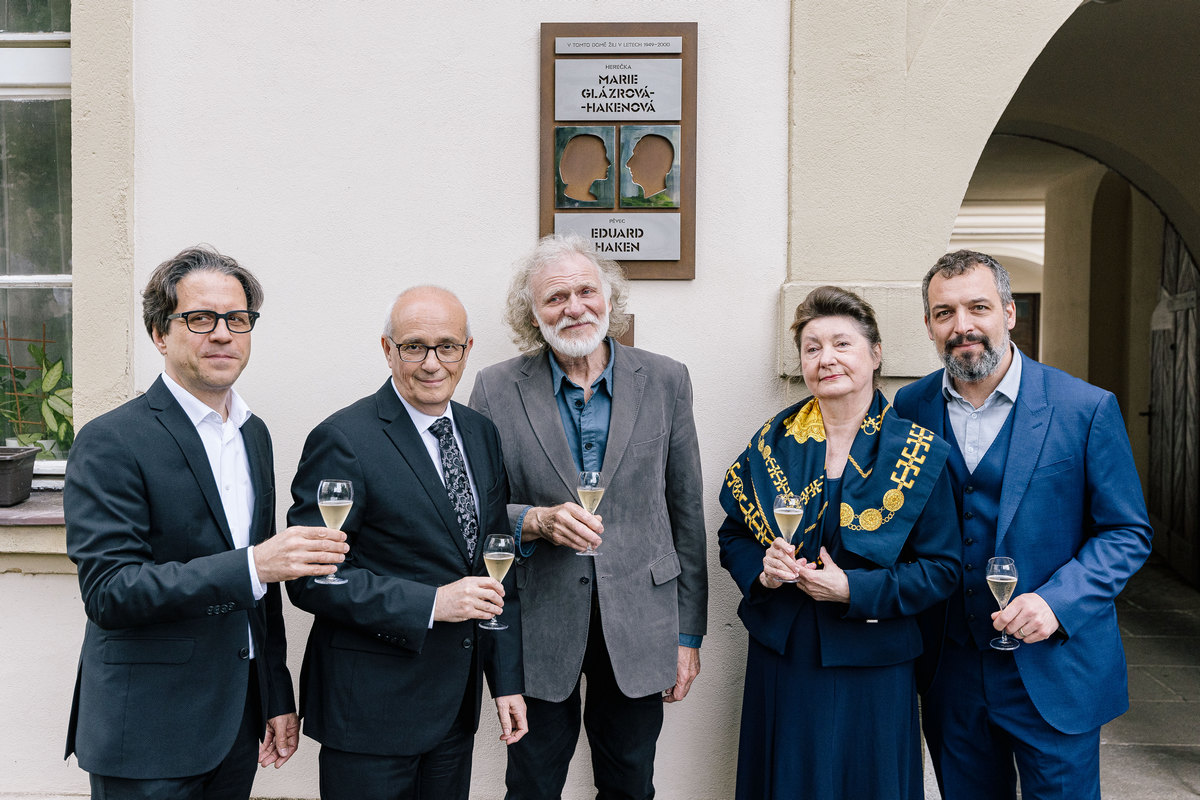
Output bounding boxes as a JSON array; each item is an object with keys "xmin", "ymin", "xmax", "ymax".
[{"xmin": 429, "ymin": 417, "xmax": 478, "ymax": 559}]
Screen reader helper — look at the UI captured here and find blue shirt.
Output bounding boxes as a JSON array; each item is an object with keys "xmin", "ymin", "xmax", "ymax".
[
  {"xmin": 516, "ymin": 340, "xmax": 701, "ymax": 649},
  {"xmin": 941, "ymin": 344, "xmax": 1023, "ymax": 472},
  {"xmin": 549, "ymin": 340, "xmax": 615, "ymax": 473}
]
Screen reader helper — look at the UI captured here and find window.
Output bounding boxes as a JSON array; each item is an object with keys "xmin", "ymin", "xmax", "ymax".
[{"xmin": 0, "ymin": 1, "xmax": 72, "ymax": 471}]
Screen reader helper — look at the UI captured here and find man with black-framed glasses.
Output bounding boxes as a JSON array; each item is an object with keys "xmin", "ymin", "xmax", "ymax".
[{"xmin": 65, "ymin": 245, "xmax": 348, "ymax": 799}]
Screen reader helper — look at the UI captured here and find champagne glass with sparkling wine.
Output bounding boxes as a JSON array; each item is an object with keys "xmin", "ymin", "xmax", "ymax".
[
  {"xmin": 479, "ymin": 533, "xmax": 515, "ymax": 630},
  {"xmin": 773, "ymin": 493, "xmax": 806, "ymax": 583},
  {"xmin": 987, "ymin": 556, "xmax": 1020, "ymax": 650},
  {"xmin": 314, "ymin": 479, "xmax": 353, "ymax": 585},
  {"xmin": 576, "ymin": 471, "xmax": 605, "ymax": 557}
]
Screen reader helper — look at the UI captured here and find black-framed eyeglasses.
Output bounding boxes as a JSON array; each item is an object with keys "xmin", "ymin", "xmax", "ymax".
[
  {"xmin": 389, "ymin": 339, "xmax": 468, "ymax": 363},
  {"xmin": 167, "ymin": 309, "xmax": 260, "ymax": 334}
]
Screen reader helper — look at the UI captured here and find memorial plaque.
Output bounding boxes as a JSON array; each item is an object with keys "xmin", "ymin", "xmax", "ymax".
[{"xmin": 541, "ymin": 22, "xmax": 697, "ymax": 280}]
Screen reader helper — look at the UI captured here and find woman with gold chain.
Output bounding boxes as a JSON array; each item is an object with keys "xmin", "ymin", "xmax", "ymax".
[{"xmin": 718, "ymin": 286, "xmax": 960, "ymax": 799}]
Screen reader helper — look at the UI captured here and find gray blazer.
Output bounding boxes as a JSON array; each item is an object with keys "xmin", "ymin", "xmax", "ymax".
[{"xmin": 470, "ymin": 342, "xmax": 707, "ymax": 701}]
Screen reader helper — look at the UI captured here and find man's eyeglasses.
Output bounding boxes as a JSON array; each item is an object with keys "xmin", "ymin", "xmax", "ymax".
[
  {"xmin": 167, "ymin": 309, "xmax": 260, "ymax": 334},
  {"xmin": 390, "ymin": 339, "xmax": 468, "ymax": 363}
]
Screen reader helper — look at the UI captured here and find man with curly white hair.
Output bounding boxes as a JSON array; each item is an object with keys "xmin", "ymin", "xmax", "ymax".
[{"xmin": 470, "ymin": 234, "xmax": 707, "ymax": 800}]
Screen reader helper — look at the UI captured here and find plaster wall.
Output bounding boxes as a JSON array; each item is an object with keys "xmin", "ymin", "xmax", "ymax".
[
  {"xmin": 1126, "ymin": 191, "xmax": 1162, "ymax": 492},
  {"xmin": 127, "ymin": 3, "xmax": 792, "ymax": 798},
  {"xmin": 1042, "ymin": 163, "xmax": 1108, "ymax": 377}
]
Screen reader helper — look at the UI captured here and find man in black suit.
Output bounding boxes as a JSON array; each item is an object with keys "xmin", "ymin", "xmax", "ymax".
[
  {"xmin": 65, "ymin": 245, "xmax": 349, "ymax": 799},
  {"xmin": 287, "ymin": 285, "xmax": 527, "ymax": 800}
]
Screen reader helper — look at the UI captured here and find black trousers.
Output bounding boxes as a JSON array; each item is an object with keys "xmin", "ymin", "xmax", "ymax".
[
  {"xmin": 505, "ymin": 595, "xmax": 665, "ymax": 800},
  {"xmin": 318, "ymin": 678, "xmax": 477, "ymax": 800},
  {"xmin": 89, "ymin": 664, "xmax": 261, "ymax": 800}
]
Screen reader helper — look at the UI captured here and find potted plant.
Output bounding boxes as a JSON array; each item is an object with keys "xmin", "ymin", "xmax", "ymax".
[{"xmin": 1, "ymin": 344, "xmax": 73, "ymax": 459}]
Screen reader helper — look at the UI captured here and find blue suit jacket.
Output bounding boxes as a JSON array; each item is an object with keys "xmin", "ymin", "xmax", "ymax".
[{"xmin": 894, "ymin": 356, "xmax": 1152, "ymax": 734}]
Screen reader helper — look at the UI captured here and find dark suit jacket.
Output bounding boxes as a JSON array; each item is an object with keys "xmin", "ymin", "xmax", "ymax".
[
  {"xmin": 286, "ymin": 381, "xmax": 523, "ymax": 757},
  {"xmin": 469, "ymin": 343, "xmax": 707, "ymax": 702},
  {"xmin": 64, "ymin": 376, "xmax": 294, "ymax": 779},
  {"xmin": 894, "ymin": 355, "xmax": 1153, "ymax": 733}
]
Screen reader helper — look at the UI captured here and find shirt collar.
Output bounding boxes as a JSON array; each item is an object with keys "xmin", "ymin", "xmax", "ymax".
[
  {"xmin": 941, "ymin": 343, "xmax": 1023, "ymax": 405},
  {"xmin": 160, "ymin": 372, "xmax": 252, "ymax": 428},
  {"xmin": 391, "ymin": 378, "xmax": 456, "ymax": 435},
  {"xmin": 549, "ymin": 337, "xmax": 616, "ymax": 396}
]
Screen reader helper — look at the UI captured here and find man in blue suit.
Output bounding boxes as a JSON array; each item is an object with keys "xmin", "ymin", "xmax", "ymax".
[{"xmin": 894, "ymin": 249, "xmax": 1152, "ymax": 800}]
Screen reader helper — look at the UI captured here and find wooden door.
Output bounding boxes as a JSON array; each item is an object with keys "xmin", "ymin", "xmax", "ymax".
[{"xmin": 1149, "ymin": 224, "xmax": 1198, "ymax": 585}]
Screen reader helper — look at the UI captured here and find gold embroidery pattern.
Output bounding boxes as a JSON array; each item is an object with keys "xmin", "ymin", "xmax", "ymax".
[
  {"xmin": 725, "ymin": 460, "xmax": 774, "ymax": 547},
  {"xmin": 841, "ymin": 423, "xmax": 930, "ymax": 532}
]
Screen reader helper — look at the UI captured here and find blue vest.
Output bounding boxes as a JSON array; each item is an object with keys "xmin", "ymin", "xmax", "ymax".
[{"xmin": 943, "ymin": 404, "xmax": 1016, "ymax": 649}]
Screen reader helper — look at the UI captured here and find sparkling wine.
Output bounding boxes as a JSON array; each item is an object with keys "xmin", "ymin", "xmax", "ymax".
[
  {"xmin": 578, "ymin": 487, "xmax": 605, "ymax": 514},
  {"xmin": 774, "ymin": 507, "xmax": 803, "ymax": 540},
  {"xmin": 987, "ymin": 574, "xmax": 1018, "ymax": 608},
  {"xmin": 484, "ymin": 552, "xmax": 514, "ymax": 582},
  {"xmin": 319, "ymin": 500, "xmax": 352, "ymax": 530}
]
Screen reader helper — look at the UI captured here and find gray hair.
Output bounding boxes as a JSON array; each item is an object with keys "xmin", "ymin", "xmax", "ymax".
[
  {"xmin": 921, "ymin": 249, "xmax": 1014, "ymax": 317},
  {"xmin": 142, "ymin": 245, "xmax": 264, "ymax": 338},
  {"xmin": 382, "ymin": 285, "xmax": 471, "ymax": 340},
  {"xmin": 503, "ymin": 234, "xmax": 631, "ymax": 356}
]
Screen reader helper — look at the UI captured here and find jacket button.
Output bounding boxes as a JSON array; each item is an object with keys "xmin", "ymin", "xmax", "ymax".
[
  {"xmin": 966, "ymin": 588, "xmax": 975, "ymax": 597},
  {"xmin": 462, "ymin": 638, "xmax": 473, "ymax": 649},
  {"xmin": 965, "ymin": 563, "xmax": 974, "ymax": 571},
  {"xmin": 579, "ymin": 577, "xmax": 590, "ymax": 585},
  {"xmin": 238, "ymin": 647, "xmax": 250, "ymax": 660},
  {"xmin": 964, "ymin": 485, "xmax": 975, "ymax": 494},
  {"xmin": 964, "ymin": 511, "xmax": 974, "ymax": 520},
  {"xmin": 967, "ymin": 614, "xmax": 976, "ymax": 622},
  {"xmin": 964, "ymin": 538, "xmax": 975, "ymax": 546}
]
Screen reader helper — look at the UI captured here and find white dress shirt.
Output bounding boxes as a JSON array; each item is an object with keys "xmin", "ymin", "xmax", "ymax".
[
  {"xmin": 392, "ymin": 381, "xmax": 480, "ymax": 628},
  {"xmin": 161, "ymin": 373, "xmax": 266, "ymax": 654}
]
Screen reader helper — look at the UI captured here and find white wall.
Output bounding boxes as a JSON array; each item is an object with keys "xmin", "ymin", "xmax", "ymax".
[{"xmin": 128, "ymin": 3, "xmax": 792, "ymax": 798}]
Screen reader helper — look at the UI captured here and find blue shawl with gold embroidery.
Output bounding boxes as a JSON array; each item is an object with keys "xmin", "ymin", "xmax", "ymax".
[{"xmin": 719, "ymin": 390, "xmax": 948, "ymax": 567}]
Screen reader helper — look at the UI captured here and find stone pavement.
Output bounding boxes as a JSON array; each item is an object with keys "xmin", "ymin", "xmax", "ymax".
[{"xmin": 924, "ymin": 553, "xmax": 1200, "ymax": 798}]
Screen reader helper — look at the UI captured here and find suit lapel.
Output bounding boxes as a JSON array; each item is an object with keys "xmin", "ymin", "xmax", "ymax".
[
  {"xmin": 148, "ymin": 378, "xmax": 235, "ymax": 549},
  {"xmin": 516, "ymin": 355, "xmax": 580, "ymax": 496},
  {"xmin": 997, "ymin": 360, "xmax": 1051, "ymax": 548},
  {"xmin": 377, "ymin": 383, "xmax": 473, "ymax": 565},
  {"xmin": 240, "ymin": 418, "xmax": 273, "ymax": 545},
  {"xmin": 598, "ymin": 343, "xmax": 646, "ymax": 481},
  {"xmin": 918, "ymin": 373, "xmax": 948, "ymax": 440}
]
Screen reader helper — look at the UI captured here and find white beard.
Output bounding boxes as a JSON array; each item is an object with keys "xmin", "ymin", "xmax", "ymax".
[{"xmin": 537, "ymin": 308, "xmax": 610, "ymax": 358}]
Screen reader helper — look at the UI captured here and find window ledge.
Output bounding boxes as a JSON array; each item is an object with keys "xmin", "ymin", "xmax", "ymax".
[
  {"xmin": 0, "ymin": 490, "xmax": 70, "ymax": 573},
  {"xmin": 0, "ymin": 489, "xmax": 64, "ymax": 526}
]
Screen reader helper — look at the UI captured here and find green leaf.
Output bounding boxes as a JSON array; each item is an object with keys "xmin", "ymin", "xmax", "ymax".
[
  {"xmin": 58, "ymin": 420, "xmax": 69, "ymax": 440},
  {"xmin": 47, "ymin": 393, "xmax": 72, "ymax": 418},
  {"xmin": 55, "ymin": 387, "xmax": 71, "ymax": 404},
  {"xmin": 26, "ymin": 344, "xmax": 45, "ymax": 365},
  {"xmin": 41, "ymin": 399, "xmax": 59, "ymax": 431},
  {"xmin": 41, "ymin": 359, "xmax": 64, "ymax": 393}
]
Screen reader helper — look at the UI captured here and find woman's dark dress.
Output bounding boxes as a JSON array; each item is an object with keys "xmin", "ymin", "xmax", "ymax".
[{"xmin": 727, "ymin": 479, "xmax": 923, "ymax": 800}]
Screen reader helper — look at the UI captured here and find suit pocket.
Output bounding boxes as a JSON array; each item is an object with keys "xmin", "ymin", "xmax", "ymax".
[
  {"xmin": 1032, "ymin": 456, "xmax": 1075, "ymax": 479},
  {"xmin": 649, "ymin": 551, "xmax": 681, "ymax": 586},
  {"xmin": 330, "ymin": 626, "xmax": 413, "ymax": 657},
  {"xmin": 102, "ymin": 637, "xmax": 194, "ymax": 664}
]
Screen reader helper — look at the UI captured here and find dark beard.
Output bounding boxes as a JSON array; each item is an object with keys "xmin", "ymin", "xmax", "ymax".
[{"xmin": 940, "ymin": 332, "xmax": 1005, "ymax": 383}]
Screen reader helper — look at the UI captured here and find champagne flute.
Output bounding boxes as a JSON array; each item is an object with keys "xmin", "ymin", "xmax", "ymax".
[
  {"xmin": 314, "ymin": 479, "xmax": 352, "ymax": 585},
  {"xmin": 773, "ymin": 493, "xmax": 806, "ymax": 583},
  {"xmin": 479, "ymin": 533, "xmax": 515, "ymax": 630},
  {"xmin": 576, "ymin": 471, "xmax": 605, "ymax": 557},
  {"xmin": 987, "ymin": 556, "xmax": 1020, "ymax": 650}
]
